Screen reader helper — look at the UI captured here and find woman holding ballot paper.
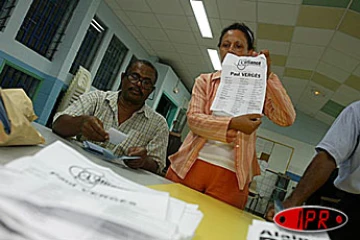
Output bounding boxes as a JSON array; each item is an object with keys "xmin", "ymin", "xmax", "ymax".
[{"xmin": 166, "ymin": 23, "xmax": 296, "ymax": 209}]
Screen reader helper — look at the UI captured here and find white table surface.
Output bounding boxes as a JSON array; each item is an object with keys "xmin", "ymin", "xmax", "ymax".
[{"xmin": 0, "ymin": 122, "xmax": 172, "ymax": 186}]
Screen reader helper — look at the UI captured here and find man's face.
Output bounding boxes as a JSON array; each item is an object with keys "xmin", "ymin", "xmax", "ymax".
[{"xmin": 121, "ymin": 62, "xmax": 156, "ymax": 105}]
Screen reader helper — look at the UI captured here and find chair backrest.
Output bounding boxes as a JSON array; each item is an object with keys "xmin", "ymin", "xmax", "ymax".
[{"xmin": 57, "ymin": 66, "xmax": 91, "ymax": 112}]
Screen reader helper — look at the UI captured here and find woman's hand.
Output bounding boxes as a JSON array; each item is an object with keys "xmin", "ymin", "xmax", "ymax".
[
  {"xmin": 229, "ymin": 114, "xmax": 263, "ymax": 135},
  {"xmin": 252, "ymin": 49, "xmax": 271, "ymax": 79},
  {"xmin": 226, "ymin": 129, "xmax": 237, "ymax": 143}
]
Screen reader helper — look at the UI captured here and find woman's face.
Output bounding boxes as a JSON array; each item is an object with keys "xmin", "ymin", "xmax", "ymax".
[{"xmin": 219, "ymin": 29, "xmax": 253, "ymax": 62}]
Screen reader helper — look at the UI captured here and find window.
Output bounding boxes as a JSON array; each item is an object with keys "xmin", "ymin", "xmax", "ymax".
[
  {"xmin": 15, "ymin": 0, "xmax": 79, "ymax": 60},
  {"xmin": 92, "ymin": 35, "xmax": 128, "ymax": 90},
  {"xmin": 69, "ymin": 16, "xmax": 107, "ymax": 75},
  {"xmin": 0, "ymin": 0, "xmax": 16, "ymax": 31},
  {"xmin": 0, "ymin": 63, "xmax": 42, "ymax": 99}
]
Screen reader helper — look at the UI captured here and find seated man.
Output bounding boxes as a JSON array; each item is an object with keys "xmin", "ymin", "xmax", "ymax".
[{"xmin": 52, "ymin": 59, "xmax": 169, "ymax": 174}]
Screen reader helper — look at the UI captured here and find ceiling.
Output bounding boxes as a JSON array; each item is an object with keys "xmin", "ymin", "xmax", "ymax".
[{"xmin": 104, "ymin": 0, "xmax": 360, "ymax": 125}]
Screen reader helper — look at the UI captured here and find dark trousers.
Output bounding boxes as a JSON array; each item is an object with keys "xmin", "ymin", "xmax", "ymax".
[{"xmin": 328, "ymin": 191, "xmax": 360, "ymax": 240}]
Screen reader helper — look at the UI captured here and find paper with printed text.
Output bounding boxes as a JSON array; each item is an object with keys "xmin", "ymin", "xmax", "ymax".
[{"xmin": 211, "ymin": 53, "xmax": 267, "ymax": 117}]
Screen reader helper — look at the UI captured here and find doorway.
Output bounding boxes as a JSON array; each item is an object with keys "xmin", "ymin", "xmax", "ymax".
[{"xmin": 156, "ymin": 93, "xmax": 178, "ymax": 128}]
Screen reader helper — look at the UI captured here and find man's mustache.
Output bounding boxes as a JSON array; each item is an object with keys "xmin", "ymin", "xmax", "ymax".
[{"xmin": 129, "ymin": 87, "xmax": 144, "ymax": 96}]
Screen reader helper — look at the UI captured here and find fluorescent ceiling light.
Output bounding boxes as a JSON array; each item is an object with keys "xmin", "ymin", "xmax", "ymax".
[
  {"xmin": 90, "ymin": 22, "xmax": 101, "ymax": 32},
  {"xmin": 190, "ymin": 0, "xmax": 213, "ymax": 38},
  {"xmin": 92, "ymin": 19, "xmax": 104, "ymax": 31},
  {"xmin": 207, "ymin": 49, "xmax": 221, "ymax": 70}
]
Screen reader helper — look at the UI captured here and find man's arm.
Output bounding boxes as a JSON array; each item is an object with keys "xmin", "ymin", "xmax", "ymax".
[
  {"xmin": 266, "ymin": 150, "xmax": 336, "ymax": 220},
  {"xmin": 142, "ymin": 157, "xmax": 159, "ymax": 173},
  {"xmin": 284, "ymin": 150, "xmax": 336, "ymax": 206},
  {"xmin": 52, "ymin": 115, "xmax": 87, "ymax": 137},
  {"xmin": 53, "ymin": 115, "xmax": 109, "ymax": 142},
  {"xmin": 286, "ymin": 101, "xmax": 359, "ymax": 206},
  {"xmin": 266, "ymin": 101, "xmax": 359, "ymax": 221},
  {"xmin": 125, "ymin": 147, "xmax": 160, "ymax": 174},
  {"xmin": 143, "ymin": 119, "xmax": 169, "ymax": 173},
  {"xmin": 52, "ymin": 91, "xmax": 109, "ymax": 141},
  {"xmin": 124, "ymin": 116, "xmax": 169, "ymax": 174}
]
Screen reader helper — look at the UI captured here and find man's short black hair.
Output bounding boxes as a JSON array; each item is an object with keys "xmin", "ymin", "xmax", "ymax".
[
  {"xmin": 125, "ymin": 59, "xmax": 158, "ymax": 83},
  {"xmin": 217, "ymin": 22, "xmax": 255, "ymax": 50}
]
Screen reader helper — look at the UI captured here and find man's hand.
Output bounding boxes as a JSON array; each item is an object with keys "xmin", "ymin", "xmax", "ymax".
[
  {"xmin": 124, "ymin": 147, "xmax": 148, "ymax": 169},
  {"xmin": 265, "ymin": 199, "xmax": 296, "ymax": 221},
  {"xmin": 265, "ymin": 204, "xmax": 276, "ymax": 221},
  {"xmin": 266, "ymin": 151, "xmax": 337, "ymax": 221},
  {"xmin": 229, "ymin": 114, "xmax": 262, "ymax": 135},
  {"xmin": 81, "ymin": 116, "xmax": 109, "ymax": 142},
  {"xmin": 252, "ymin": 49, "xmax": 271, "ymax": 79}
]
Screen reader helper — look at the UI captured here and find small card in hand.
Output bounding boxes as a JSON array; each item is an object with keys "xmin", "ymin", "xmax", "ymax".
[
  {"xmin": 82, "ymin": 141, "xmax": 141, "ymax": 163},
  {"xmin": 83, "ymin": 141, "xmax": 116, "ymax": 160}
]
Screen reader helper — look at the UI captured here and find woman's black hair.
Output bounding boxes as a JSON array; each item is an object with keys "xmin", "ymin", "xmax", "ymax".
[{"xmin": 217, "ymin": 23, "xmax": 255, "ymax": 50}]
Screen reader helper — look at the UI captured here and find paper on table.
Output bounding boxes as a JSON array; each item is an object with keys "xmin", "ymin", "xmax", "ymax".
[
  {"xmin": 0, "ymin": 161, "xmax": 177, "ymax": 239},
  {"xmin": 0, "ymin": 192, "xmax": 162, "ymax": 240},
  {"xmin": 3, "ymin": 141, "xmax": 203, "ymax": 239},
  {"xmin": 5, "ymin": 143, "xmax": 167, "ymax": 201},
  {"xmin": 108, "ymin": 127, "xmax": 128, "ymax": 145},
  {"xmin": 210, "ymin": 53, "xmax": 267, "ymax": 117},
  {"xmin": 4, "ymin": 143, "xmax": 169, "ymax": 221},
  {"xmin": 177, "ymin": 204, "xmax": 204, "ymax": 237}
]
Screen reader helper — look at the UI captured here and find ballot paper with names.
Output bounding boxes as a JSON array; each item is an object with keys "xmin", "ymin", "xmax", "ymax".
[
  {"xmin": 0, "ymin": 141, "xmax": 203, "ymax": 240},
  {"xmin": 247, "ymin": 220, "xmax": 330, "ymax": 240},
  {"xmin": 211, "ymin": 53, "xmax": 267, "ymax": 117}
]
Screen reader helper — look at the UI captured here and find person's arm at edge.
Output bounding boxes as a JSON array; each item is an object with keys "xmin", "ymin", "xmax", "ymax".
[
  {"xmin": 284, "ymin": 150, "xmax": 336, "ymax": 207},
  {"xmin": 263, "ymin": 73, "xmax": 296, "ymax": 127},
  {"xmin": 285, "ymin": 102, "xmax": 359, "ymax": 206},
  {"xmin": 266, "ymin": 150, "xmax": 336, "ymax": 220}
]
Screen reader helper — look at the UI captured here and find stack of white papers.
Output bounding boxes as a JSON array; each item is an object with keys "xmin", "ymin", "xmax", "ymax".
[
  {"xmin": 211, "ymin": 53, "xmax": 267, "ymax": 117},
  {"xmin": 247, "ymin": 220, "xmax": 330, "ymax": 240},
  {"xmin": 0, "ymin": 141, "xmax": 203, "ymax": 240}
]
